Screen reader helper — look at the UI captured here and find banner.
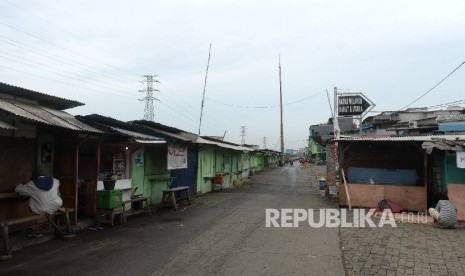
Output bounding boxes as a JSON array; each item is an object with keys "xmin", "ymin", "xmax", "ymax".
[
  {"xmin": 167, "ymin": 144, "xmax": 188, "ymax": 170},
  {"xmin": 457, "ymin": 152, "xmax": 465, "ymax": 169}
]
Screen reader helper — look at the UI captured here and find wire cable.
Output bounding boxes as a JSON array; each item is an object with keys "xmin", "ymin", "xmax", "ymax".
[
  {"xmin": 0, "ymin": 18, "xmax": 140, "ymax": 82},
  {"xmin": 399, "ymin": 61, "xmax": 465, "ymax": 110},
  {"xmin": 204, "ymin": 91, "xmax": 325, "ymax": 109}
]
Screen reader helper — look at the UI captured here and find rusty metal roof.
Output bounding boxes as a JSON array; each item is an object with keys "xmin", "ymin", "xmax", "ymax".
[
  {"xmin": 0, "ymin": 98, "xmax": 101, "ymax": 133},
  {"xmin": 0, "ymin": 82, "xmax": 83, "ymax": 110}
]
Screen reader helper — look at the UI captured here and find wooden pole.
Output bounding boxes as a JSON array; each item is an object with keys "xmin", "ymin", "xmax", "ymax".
[
  {"xmin": 279, "ymin": 56, "xmax": 284, "ymax": 157},
  {"xmin": 341, "ymin": 168, "xmax": 352, "ymax": 211}
]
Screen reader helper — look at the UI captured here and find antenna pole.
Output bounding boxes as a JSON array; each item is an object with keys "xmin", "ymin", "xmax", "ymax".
[{"xmin": 198, "ymin": 43, "xmax": 212, "ymax": 135}]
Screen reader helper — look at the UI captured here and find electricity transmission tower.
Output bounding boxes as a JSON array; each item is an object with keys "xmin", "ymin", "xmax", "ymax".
[
  {"xmin": 262, "ymin": 137, "xmax": 267, "ymax": 149},
  {"xmin": 139, "ymin": 75, "xmax": 159, "ymax": 121},
  {"xmin": 240, "ymin": 126, "xmax": 247, "ymax": 145}
]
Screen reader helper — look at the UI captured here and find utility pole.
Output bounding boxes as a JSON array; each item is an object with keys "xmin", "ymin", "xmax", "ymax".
[
  {"xmin": 139, "ymin": 75, "xmax": 159, "ymax": 121},
  {"xmin": 240, "ymin": 126, "xmax": 247, "ymax": 145},
  {"xmin": 262, "ymin": 137, "xmax": 267, "ymax": 149},
  {"xmin": 279, "ymin": 57, "xmax": 284, "ymax": 157}
]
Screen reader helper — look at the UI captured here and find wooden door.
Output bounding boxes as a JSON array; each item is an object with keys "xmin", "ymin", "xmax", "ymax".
[{"xmin": 54, "ymin": 136, "xmax": 78, "ymax": 224}]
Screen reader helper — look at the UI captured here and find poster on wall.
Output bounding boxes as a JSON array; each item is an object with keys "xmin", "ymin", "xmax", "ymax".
[
  {"xmin": 135, "ymin": 152, "xmax": 144, "ymax": 167},
  {"xmin": 41, "ymin": 143, "xmax": 52, "ymax": 163},
  {"xmin": 457, "ymin": 152, "xmax": 465, "ymax": 169},
  {"xmin": 168, "ymin": 143, "xmax": 188, "ymax": 170}
]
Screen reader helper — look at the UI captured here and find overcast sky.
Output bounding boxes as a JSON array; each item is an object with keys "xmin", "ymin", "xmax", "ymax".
[{"xmin": 1, "ymin": 0, "xmax": 464, "ymax": 149}]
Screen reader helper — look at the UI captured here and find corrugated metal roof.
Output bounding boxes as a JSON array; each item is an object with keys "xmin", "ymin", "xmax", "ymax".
[
  {"xmin": 134, "ymin": 139, "xmax": 166, "ymax": 144},
  {"xmin": 0, "ymin": 119, "xmax": 16, "ymax": 130},
  {"xmin": 77, "ymin": 114, "xmax": 166, "ymax": 141},
  {"xmin": 0, "ymin": 82, "xmax": 83, "ymax": 110},
  {"xmin": 196, "ymin": 137, "xmax": 253, "ymax": 151},
  {"xmin": 109, "ymin": 126, "xmax": 165, "ymax": 142},
  {"xmin": 437, "ymin": 114, "xmax": 465, "ymax": 122},
  {"xmin": 132, "ymin": 120, "xmax": 254, "ymax": 150},
  {"xmin": 131, "ymin": 120, "xmax": 198, "ymax": 142},
  {"xmin": 337, "ymin": 134, "xmax": 465, "ymax": 142},
  {"xmin": 0, "ymin": 98, "xmax": 101, "ymax": 133}
]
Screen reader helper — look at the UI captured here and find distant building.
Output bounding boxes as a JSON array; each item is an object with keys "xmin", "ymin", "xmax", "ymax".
[
  {"xmin": 362, "ymin": 107, "xmax": 465, "ymax": 135},
  {"xmin": 308, "ymin": 118, "xmax": 355, "ymax": 160},
  {"xmin": 285, "ymin": 149, "xmax": 297, "ymax": 155}
]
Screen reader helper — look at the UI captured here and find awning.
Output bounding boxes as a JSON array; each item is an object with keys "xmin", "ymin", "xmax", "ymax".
[
  {"xmin": 422, "ymin": 141, "xmax": 465, "ymax": 154},
  {"xmin": 0, "ymin": 98, "xmax": 101, "ymax": 133},
  {"xmin": 335, "ymin": 134, "xmax": 465, "ymax": 154}
]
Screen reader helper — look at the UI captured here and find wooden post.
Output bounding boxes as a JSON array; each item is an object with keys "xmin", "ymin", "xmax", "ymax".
[{"xmin": 341, "ymin": 168, "xmax": 352, "ymax": 211}]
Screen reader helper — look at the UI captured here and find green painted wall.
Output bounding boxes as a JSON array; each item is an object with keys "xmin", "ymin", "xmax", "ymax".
[
  {"xmin": 197, "ymin": 146, "xmax": 215, "ymax": 194},
  {"xmin": 131, "ymin": 147, "xmax": 146, "ymax": 198},
  {"xmin": 256, "ymin": 154, "xmax": 264, "ymax": 171},
  {"xmin": 231, "ymin": 152, "xmax": 240, "ymax": 184},
  {"xmin": 249, "ymin": 153, "xmax": 257, "ymax": 175},
  {"xmin": 443, "ymin": 153, "xmax": 465, "ymax": 188},
  {"xmin": 223, "ymin": 150, "xmax": 232, "ymax": 187},
  {"xmin": 131, "ymin": 145, "xmax": 170, "ymax": 205}
]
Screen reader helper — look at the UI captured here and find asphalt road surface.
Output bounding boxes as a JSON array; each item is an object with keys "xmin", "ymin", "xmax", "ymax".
[{"xmin": 0, "ymin": 165, "xmax": 344, "ymax": 276}]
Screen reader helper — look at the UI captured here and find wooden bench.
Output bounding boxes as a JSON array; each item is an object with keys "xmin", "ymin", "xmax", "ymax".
[
  {"xmin": 1, "ymin": 208, "xmax": 75, "ymax": 260},
  {"xmin": 96, "ymin": 207, "xmax": 124, "ymax": 226},
  {"xmin": 122, "ymin": 197, "xmax": 151, "ymax": 224},
  {"xmin": 162, "ymin": 186, "xmax": 191, "ymax": 210}
]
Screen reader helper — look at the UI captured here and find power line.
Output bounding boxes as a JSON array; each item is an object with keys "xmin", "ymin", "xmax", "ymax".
[
  {"xmin": 0, "ymin": 62, "xmax": 135, "ymax": 100},
  {"xmin": 426, "ymin": 99, "xmax": 465, "ymax": 109},
  {"xmin": 204, "ymin": 91, "xmax": 324, "ymax": 109},
  {"xmin": 399, "ymin": 61, "xmax": 465, "ymax": 110},
  {"xmin": 0, "ymin": 18, "xmax": 140, "ymax": 82},
  {"xmin": 157, "ymin": 83, "xmax": 228, "ymax": 129},
  {"xmin": 2, "ymin": 0, "xmax": 140, "ymax": 82},
  {"xmin": 0, "ymin": 52, "xmax": 139, "ymax": 97},
  {"xmin": 0, "ymin": 34, "xmax": 139, "ymax": 90}
]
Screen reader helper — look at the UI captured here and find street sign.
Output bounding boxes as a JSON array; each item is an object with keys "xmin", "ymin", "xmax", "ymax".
[{"xmin": 337, "ymin": 93, "xmax": 374, "ymax": 117}]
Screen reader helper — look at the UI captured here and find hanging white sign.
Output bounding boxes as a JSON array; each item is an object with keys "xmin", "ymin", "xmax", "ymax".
[
  {"xmin": 457, "ymin": 152, "xmax": 465, "ymax": 169},
  {"xmin": 167, "ymin": 144, "xmax": 188, "ymax": 170}
]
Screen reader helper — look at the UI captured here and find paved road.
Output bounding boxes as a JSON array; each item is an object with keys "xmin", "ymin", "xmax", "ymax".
[
  {"xmin": 0, "ymin": 165, "xmax": 344, "ymax": 276},
  {"xmin": 340, "ymin": 211, "xmax": 465, "ymax": 276}
]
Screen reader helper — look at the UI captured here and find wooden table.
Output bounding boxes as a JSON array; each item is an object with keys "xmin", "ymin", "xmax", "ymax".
[{"xmin": 162, "ymin": 186, "xmax": 191, "ymax": 210}]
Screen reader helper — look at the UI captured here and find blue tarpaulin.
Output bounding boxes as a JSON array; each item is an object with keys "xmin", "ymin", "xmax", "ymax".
[{"xmin": 348, "ymin": 167, "xmax": 417, "ymax": 185}]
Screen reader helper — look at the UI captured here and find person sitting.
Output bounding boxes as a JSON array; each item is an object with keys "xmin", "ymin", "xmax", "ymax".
[
  {"xmin": 15, "ymin": 168, "xmax": 66, "ymax": 215},
  {"xmin": 428, "ymin": 193, "xmax": 457, "ymax": 228}
]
